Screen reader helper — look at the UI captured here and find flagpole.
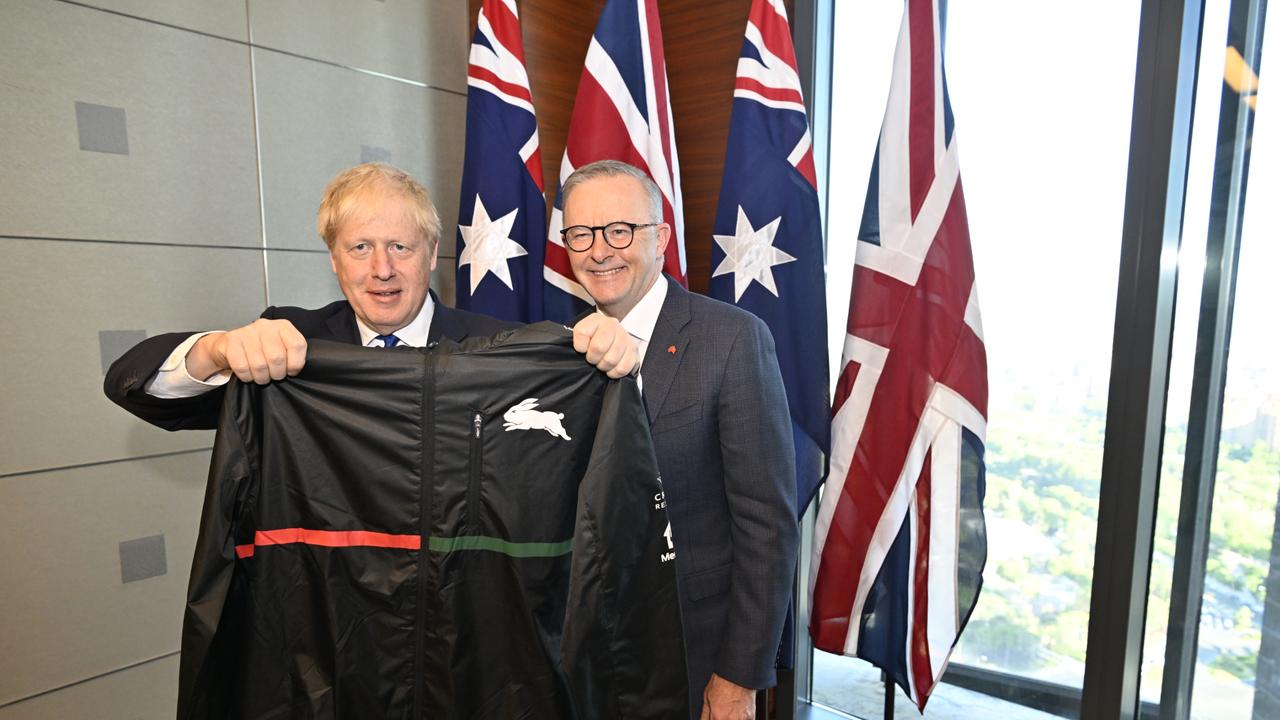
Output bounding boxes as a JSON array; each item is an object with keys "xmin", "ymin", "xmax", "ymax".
[{"xmin": 882, "ymin": 671, "xmax": 894, "ymax": 718}]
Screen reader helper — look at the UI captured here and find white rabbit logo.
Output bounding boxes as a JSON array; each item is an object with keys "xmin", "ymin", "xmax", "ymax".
[{"xmin": 502, "ymin": 398, "xmax": 571, "ymax": 441}]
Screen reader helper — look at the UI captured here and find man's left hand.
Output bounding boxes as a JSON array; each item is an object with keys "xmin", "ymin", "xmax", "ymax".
[
  {"xmin": 700, "ymin": 674, "xmax": 755, "ymax": 720},
  {"xmin": 571, "ymin": 314, "xmax": 638, "ymax": 379}
]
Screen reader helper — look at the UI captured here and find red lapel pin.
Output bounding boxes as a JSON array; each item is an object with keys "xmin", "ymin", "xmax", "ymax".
[{"xmin": 667, "ymin": 344, "xmax": 676, "ymax": 355}]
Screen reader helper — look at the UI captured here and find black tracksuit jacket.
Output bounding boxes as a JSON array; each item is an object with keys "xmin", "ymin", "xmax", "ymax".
[{"xmin": 179, "ymin": 323, "xmax": 688, "ymax": 719}]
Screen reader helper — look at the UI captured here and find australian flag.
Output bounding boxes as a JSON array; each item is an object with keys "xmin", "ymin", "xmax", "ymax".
[
  {"xmin": 809, "ymin": 0, "xmax": 988, "ymax": 709},
  {"xmin": 709, "ymin": 0, "xmax": 829, "ymax": 516},
  {"xmin": 709, "ymin": 0, "xmax": 830, "ymax": 674},
  {"xmin": 543, "ymin": 0, "xmax": 686, "ymax": 322},
  {"xmin": 456, "ymin": 0, "xmax": 546, "ymax": 322}
]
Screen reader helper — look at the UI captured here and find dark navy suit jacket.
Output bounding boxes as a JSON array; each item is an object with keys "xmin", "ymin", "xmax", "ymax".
[{"xmin": 640, "ymin": 281, "xmax": 798, "ymax": 712}]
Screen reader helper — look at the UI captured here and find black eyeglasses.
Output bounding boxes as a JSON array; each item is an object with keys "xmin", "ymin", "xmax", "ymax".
[{"xmin": 560, "ymin": 221, "xmax": 660, "ymax": 252}]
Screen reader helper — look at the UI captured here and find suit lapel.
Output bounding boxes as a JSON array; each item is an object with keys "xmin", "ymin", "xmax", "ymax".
[
  {"xmin": 324, "ymin": 304, "xmax": 361, "ymax": 344},
  {"xmin": 641, "ymin": 282, "xmax": 692, "ymax": 424},
  {"xmin": 428, "ymin": 293, "xmax": 469, "ymax": 344}
]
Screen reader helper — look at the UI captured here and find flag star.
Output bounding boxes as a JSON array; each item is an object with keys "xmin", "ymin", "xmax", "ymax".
[
  {"xmin": 458, "ymin": 196, "xmax": 527, "ymax": 293},
  {"xmin": 712, "ymin": 206, "xmax": 796, "ymax": 302}
]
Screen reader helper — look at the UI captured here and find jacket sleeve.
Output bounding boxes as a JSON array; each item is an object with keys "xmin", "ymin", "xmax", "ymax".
[
  {"xmin": 102, "ymin": 331, "xmax": 228, "ymax": 431},
  {"xmin": 177, "ymin": 379, "xmax": 260, "ymax": 720},
  {"xmin": 562, "ymin": 377, "xmax": 689, "ymax": 720},
  {"xmin": 102, "ymin": 307, "xmax": 300, "ymax": 431},
  {"xmin": 713, "ymin": 315, "xmax": 799, "ymax": 689}
]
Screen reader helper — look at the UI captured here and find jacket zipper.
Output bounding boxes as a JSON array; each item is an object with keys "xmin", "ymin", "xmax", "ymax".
[
  {"xmin": 413, "ymin": 344, "xmax": 436, "ymax": 719},
  {"xmin": 467, "ymin": 411, "xmax": 483, "ymax": 534}
]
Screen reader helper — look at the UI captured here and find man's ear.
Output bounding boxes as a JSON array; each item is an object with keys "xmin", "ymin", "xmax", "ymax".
[
  {"xmin": 655, "ymin": 223, "xmax": 671, "ymax": 259},
  {"xmin": 329, "ymin": 251, "xmax": 338, "ymax": 275},
  {"xmin": 428, "ymin": 238, "xmax": 439, "ymax": 272}
]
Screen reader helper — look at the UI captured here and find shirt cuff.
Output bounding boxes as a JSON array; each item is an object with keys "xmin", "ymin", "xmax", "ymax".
[{"xmin": 144, "ymin": 331, "xmax": 230, "ymax": 399}]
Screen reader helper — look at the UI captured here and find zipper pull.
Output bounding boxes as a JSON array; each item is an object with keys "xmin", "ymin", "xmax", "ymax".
[{"xmin": 473, "ymin": 412, "xmax": 482, "ymax": 439}]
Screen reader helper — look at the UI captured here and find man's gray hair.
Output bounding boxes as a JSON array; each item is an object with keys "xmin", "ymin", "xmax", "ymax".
[{"xmin": 560, "ymin": 160, "xmax": 664, "ymax": 222}]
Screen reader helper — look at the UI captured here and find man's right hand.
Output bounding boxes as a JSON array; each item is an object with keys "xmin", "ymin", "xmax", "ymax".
[{"xmin": 187, "ymin": 318, "xmax": 308, "ymax": 385}]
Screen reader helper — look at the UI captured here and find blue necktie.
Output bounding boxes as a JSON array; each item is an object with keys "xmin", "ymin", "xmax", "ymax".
[{"xmin": 375, "ymin": 334, "xmax": 401, "ymax": 348}]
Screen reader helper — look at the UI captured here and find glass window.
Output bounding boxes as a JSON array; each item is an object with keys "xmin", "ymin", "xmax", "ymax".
[
  {"xmin": 1189, "ymin": 7, "xmax": 1276, "ymax": 717},
  {"xmin": 1202, "ymin": 65, "xmax": 1280, "ymax": 710},
  {"xmin": 1140, "ymin": 0, "xmax": 1232, "ymax": 709}
]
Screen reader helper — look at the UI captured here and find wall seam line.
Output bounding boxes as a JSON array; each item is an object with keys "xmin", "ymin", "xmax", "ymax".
[
  {"xmin": 49, "ymin": 0, "xmax": 466, "ymax": 97},
  {"xmin": 0, "ymin": 650, "xmax": 181, "ymax": 710},
  {"xmin": 0, "ymin": 448, "xmax": 214, "ymax": 481}
]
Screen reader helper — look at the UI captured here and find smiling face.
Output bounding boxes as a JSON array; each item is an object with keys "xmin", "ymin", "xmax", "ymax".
[
  {"xmin": 563, "ymin": 173, "xmax": 669, "ymax": 319},
  {"xmin": 329, "ymin": 188, "xmax": 437, "ymax": 335}
]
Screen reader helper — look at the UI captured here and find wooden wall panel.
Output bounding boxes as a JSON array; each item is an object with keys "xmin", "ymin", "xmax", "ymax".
[
  {"xmin": 468, "ymin": 0, "xmax": 782, "ymax": 295},
  {"xmin": 653, "ymin": 1, "xmax": 752, "ymax": 293}
]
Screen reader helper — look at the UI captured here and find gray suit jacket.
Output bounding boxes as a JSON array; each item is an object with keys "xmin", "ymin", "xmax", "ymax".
[{"xmin": 642, "ymin": 280, "xmax": 798, "ymax": 706}]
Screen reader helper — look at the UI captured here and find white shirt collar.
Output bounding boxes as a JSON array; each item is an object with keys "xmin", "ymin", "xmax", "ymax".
[
  {"xmin": 355, "ymin": 293, "xmax": 435, "ymax": 348},
  {"xmin": 617, "ymin": 274, "xmax": 668, "ymax": 344}
]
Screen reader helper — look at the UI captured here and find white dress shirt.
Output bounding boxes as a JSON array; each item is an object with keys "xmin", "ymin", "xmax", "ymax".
[
  {"xmin": 614, "ymin": 275, "xmax": 668, "ymax": 391},
  {"xmin": 145, "ymin": 296, "xmax": 436, "ymax": 399}
]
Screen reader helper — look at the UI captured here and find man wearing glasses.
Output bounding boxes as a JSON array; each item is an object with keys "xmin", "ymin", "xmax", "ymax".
[{"xmin": 560, "ymin": 160, "xmax": 798, "ymax": 720}]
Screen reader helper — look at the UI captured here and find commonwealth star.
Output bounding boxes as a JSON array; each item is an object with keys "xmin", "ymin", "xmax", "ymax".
[
  {"xmin": 712, "ymin": 206, "xmax": 796, "ymax": 302},
  {"xmin": 458, "ymin": 196, "xmax": 527, "ymax": 293}
]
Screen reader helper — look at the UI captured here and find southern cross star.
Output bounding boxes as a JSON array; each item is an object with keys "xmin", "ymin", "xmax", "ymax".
[
  {"xmin": 712, "ymin": 206, "xmax": 796, "ymax": 302},
  {"xmin": 458, "ymin": 196, "xmax": 527, "ymax": 293}
]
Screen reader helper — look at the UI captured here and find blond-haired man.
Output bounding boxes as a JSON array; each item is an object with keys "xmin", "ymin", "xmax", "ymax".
[{"xmin": 106, "ymin": 163, "xmax": 635, "ymax": 430}]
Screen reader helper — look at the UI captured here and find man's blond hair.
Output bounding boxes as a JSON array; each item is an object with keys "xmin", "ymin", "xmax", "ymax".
[{"xmin": 316, "ymin": 163, "xmax": 441, "ymax": 251}]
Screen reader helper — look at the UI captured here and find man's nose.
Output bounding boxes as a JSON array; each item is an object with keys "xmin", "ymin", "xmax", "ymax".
[
  {"xmin": 588, "ymin": 230, "xmax": 614, "ymax": 263},
  {"xmin": 371, "ymin": 247, "xmax": 394, "ymax": 279}
]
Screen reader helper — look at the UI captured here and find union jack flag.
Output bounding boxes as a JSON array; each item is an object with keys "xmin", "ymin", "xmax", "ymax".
[
  {"xmin": 709, "ymin": 0, "xmax": 828, "ymax": 517},
  {"xmin": 455, "ymin": 0, "xmax": 546, "ymax": 322},
  {"xmin": 808, "ymin": 0, "xmax": 988, "ymax": 709},
  {"xmin": 542, "ymin": 0, "xmax": 686, "ymax": 322}
]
